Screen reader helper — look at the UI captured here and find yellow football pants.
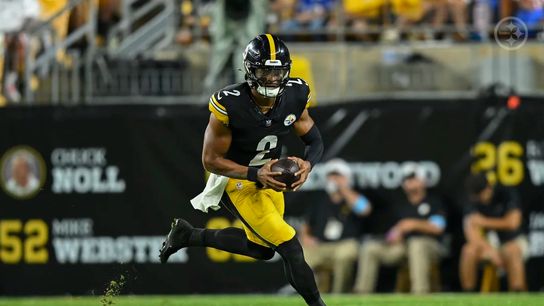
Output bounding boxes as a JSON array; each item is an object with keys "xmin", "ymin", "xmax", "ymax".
[{"xmin": 223, "ymin": 178, "xmax": 296, "ymax": 248}]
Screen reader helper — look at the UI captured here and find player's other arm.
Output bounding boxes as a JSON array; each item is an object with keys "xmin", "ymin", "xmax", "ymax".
[
  {"xmin": 202, "ymin": 114, "xmax": 286, "ymax": 190},
  {"xmin": 202, "ymin": 113, "xmax": 247, "ymax": 178},
  {"xmin": 290, "ymin": 109, "xmax": 324, "ymax": 190}
]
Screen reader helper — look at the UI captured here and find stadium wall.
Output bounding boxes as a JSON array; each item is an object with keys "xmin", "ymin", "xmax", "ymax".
[{"xmin": 0, "ymin": 98, "xmax": 543, "ymax": 295}]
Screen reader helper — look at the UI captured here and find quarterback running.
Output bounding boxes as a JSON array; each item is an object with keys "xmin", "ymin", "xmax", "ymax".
[{"xmin": 159, "ymin": 34, "xmax": 325, "ymax": 306}]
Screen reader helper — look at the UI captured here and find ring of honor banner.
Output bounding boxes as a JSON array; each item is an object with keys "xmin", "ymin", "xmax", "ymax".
[{"xmin": 1, "ymin": 98, "xmax": 543, "ymax": 295}]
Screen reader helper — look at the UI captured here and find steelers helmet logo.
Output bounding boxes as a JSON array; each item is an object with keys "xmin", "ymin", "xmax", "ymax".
[
  {"xmin": 1, "ymin": 146, "xmax": 46, "ymax": 200},
  {"xmin": 284, "ymin": 114, "xmax": 296, "ymax": 126}
]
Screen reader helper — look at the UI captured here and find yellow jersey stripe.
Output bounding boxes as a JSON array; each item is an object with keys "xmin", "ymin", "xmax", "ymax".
[
  {"xmin": 305, "ymin": 93, "xmax": 312, "ymax": 108},
  {"xmin": 210, "ymin": 98, "xmax": 227, "ymax": 115},
  {"xmin": 211, "ymin": 95, "xmax": 226, "ymax": 112},
  {"xmin": 209, "ymin": 103, "xmax": 229, "ymax": 125},
  {"xmin": 265, "ymin": 34, "xmax": 276, "ymax": 61}
]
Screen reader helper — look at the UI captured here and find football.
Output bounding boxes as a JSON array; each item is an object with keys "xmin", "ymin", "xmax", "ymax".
[{"xmin": 271, "ymin": 158, "xmax": 300, "ymax": 188}]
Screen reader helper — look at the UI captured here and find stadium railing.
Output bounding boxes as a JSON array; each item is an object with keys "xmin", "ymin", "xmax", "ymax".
[{"xmin": 22, "ymin": 0, "xmax": 97, "ymax": 105}]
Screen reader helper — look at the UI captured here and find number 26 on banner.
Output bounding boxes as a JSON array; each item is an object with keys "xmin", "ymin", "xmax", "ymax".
[
  {"xmin": 0, "ymin": 219, "xmax": 49, "ymax": 264},
  {"xmin": 471, "ymin": 141, "xmax": 524, "ymax": 186}
]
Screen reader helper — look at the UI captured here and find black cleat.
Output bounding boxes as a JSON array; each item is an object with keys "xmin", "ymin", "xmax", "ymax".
[{"xmin": 159, "ymin": 218, "xmax": 194, "ymax": 263}]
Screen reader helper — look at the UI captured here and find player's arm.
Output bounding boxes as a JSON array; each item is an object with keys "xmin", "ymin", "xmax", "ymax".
[
  {"xmin": 468, "ymin": 209, "xmax": 522, "ymax": 231},
  {"xmin": 202, "ymin": 114, "xmax": 286, "ymax": 190},
  {"xmin": 289, "ymin": 109, "xmax": 324, "ymax": 190},
  {"xmin": 202, "ymin": 113, "xmax": 246, "ymax": 178}
]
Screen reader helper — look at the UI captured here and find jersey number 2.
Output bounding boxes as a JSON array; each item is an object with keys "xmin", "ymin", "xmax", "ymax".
[{"xmin": 249, "ymin": 136, "xmax": 278, "ymax": 166}]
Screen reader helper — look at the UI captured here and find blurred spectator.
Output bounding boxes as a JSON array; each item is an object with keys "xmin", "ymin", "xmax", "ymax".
[
  {"xmin": 97, "ymin": 0, "xmax": 121, "ymax": 46},
  {"xmin": 38, "ymin": 0, "xmax": 70, "ymax": 41},
  {"xmin": 353, "ymin": 168, "xmax": 446, "ymax": 294},
  {"xmin": 175, "ymin": 0, "xmax": 213, "ymax": 46},
  {"xmin": 341, "ymin": 0, "xmax": 385, "ymax": 41},
  {"xmin": 473, "ymin": 0, "xmax": 496, "ymax": 41},
  {"xmin": 0, "ymin": 0, "xmax": 40, "ymax": 103},
  {"xmin": 300, "ymin": 158, "xmax": 372, "ymax": 293},
  {"xmin": 460, "ymin": 173, "xmax": 528, "ymax": 292},
  {"xmin": 516, "ymin": 0, "xmax": 544, "ymax": 38},
  {"xmin": 279, "ymin": 0, "xmax": 336, "ymax": 34},
  {"xmin": 443, "ymin": 0, "xmax": 469, "ymax": 41},
  {"xmin": 203, "ymin": 0, "xmax": 267, "ymax": 93},
  {"xmin": 390, "ymin": 0, "xmax": 459, "ymax": 41}
]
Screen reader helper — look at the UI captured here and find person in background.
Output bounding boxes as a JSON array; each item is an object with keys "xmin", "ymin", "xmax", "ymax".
[
  {"xmin": 341, "ymin": 0, "xmax": 385, "ymax": 41},
  {"xmin": 0, "ymin": 0, "xmax": 40, "ymax": 103},
  {"xmin": 300, "ymin": 158, "xmax": 372, "ymax": 293},
  {"xmin": 97, "ymin": 0, "xmax": 121, "ymax": 46},
  {"xmin": 460, "ymin": 173, "xmax": 528, "ymax": 292},
  {"xmin": 279, "ymin": 0, "xmax": 335, "ymax": 36},
  {"xmin": 354, "ymin": 168, "xmax": 446, "ymax": 294},
  {"xmin": 516, "ymin": 0, "xmax": 544, "ymax": 38},
  {"xmin": 203, "ymin": 0, "xmax": 267, "ymax": 93},
  {"xmin": 434, "ymin": 0, "xmax": 469, "ymax": 41}
]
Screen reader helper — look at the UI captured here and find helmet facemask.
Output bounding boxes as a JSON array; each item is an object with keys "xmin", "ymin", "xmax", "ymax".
[{"xmin": 245, "ymin": 63, "xmax": 290, "ymax": 98}]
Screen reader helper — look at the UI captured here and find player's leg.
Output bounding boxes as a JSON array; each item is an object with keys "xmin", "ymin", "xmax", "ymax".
[
  {"xmin": 159, "ymin": 218, "xmax": 274, "ymax": 264},
  {"xmin": 222, "ymin": 181, "xmax": 325, "ymax": 306},
  {"xmin": 276, "ymin": 236, "xmax": 325, "ymax": 306},
  {"xmin": 500, "ymin": 238, "xmax": 528, "ymax": 291},
  {"xmin": 159, "ymin": 180, "xmax": 281, "ymax": 263}
]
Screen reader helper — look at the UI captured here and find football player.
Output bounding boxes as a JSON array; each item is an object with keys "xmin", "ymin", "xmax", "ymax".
[{"xmin": 160, "ymin": 34, "xmax": 325, "ymax": 306}]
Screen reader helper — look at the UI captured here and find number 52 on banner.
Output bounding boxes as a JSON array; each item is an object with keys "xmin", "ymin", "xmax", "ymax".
[{"xmin": 0, "ymin": 219, "xmax": 49, "ymax": 264}]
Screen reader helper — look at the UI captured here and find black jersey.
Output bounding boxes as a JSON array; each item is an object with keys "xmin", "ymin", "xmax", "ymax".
[{"xmin": 208, "ymin": 78, "xmax": 311, "ymax": 167}]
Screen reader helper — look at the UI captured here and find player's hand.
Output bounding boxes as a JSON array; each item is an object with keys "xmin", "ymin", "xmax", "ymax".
[
  {"xmin": 257, "ymin": 159, "xmax": 287, "ymax": 192},
  {"xmin": 288, "ymin": 156, "xmax": 311, "ymax": 191}
]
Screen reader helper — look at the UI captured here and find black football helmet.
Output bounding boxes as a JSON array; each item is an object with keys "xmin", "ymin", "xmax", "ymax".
[{"xmin": 243, "ymin": 34, "xmax": 292, "ymax": 98}]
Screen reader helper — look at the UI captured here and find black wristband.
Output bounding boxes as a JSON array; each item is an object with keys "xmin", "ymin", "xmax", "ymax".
[
  {"xmin": 301, "ymin": 124, "xmax": 324, "ymax": 168},
  {"xmin": 247, "ymin": 167, "xmax": 259, "ymax": 182}
]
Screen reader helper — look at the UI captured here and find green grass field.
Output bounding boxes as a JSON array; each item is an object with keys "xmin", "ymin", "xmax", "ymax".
[{"xmin": 1, "ymin": 294, "xmax": 543, "ymax": 306}]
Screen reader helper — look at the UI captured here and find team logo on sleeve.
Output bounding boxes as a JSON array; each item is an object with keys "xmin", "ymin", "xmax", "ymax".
[{"xmin": 284, "ymin": 114, "xmax": 296, "ymax": 126}]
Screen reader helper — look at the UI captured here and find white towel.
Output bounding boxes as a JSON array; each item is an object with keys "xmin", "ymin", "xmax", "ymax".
[{"xmin": 190, "ymin": 173, "xmax": 229, "ymax": 213}]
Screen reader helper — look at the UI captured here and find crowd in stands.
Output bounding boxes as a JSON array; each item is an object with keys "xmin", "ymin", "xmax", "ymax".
[
  {"xmin": 0, "ymin": 0, "xmax": 120, "ymax": 105},
  {"xmin": 1, "ymin": 0, "xmax": 543, "ymax": 105},
  {"xmin": 178, "ymin": 0, "xmax": 544, "ymax": 44}
]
